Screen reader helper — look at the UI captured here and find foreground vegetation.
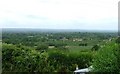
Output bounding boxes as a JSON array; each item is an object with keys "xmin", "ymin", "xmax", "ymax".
[
  {"xmin": 2, "ymin": 30, "xmax": 120, "ymax": 73},
  {"xmin": 93, "ymin": 42, "xmax": 120, "ymax": 73},
  {"xmin": 2, "ymin": 43, "xmax": 93, "ymax": 72}
]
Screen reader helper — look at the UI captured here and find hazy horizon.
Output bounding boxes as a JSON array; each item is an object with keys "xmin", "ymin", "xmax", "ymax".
[{"xmin": 2, "ymin": 28, "xmax": 118, "ymax": 33}]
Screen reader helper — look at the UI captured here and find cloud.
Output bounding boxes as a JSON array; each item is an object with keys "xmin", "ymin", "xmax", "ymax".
[{"xmin": 0, "ymin": 0, "xmax": 119, "ymax": 30}]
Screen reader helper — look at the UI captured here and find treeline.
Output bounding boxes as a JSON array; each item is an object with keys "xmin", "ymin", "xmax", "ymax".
[{"xmin": 2, "ymin": 32, "xmax": 117, "ymax": 47}]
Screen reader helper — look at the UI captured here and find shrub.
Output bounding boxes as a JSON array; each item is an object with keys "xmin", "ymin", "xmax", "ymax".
[
  {"xmin": 2, "ymin": 43, "xmax": 49, "ymax": 72},
  {"xmin": 92, "ymin": 42, "xmax": 119, "ymax": 72},
  {"xmin": 91, "ymin": 44, "xmax": 100, "ymax": 51},
  {"xmin": 48, "ymin": 50, "xmax": 93, "ymax": 72},
  {"xmin": 2, "ymin": 43, "xmax": 94, "ymax": 72},
  {"xmin": 36, "ymin": 44, "xmax": 48, "ymax": 51}
]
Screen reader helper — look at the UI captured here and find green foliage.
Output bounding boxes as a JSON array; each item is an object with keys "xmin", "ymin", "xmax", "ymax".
[
  {"xmin": 116, "ymin": 36, "xmax": 120, "ymax": 43},
  {"xmin": 115, "ymin": 37, "xmax": 120, "ymax": 73},
  {"xmin": 79, "ymin": 43, "xmax": 88, "ymax": 46},
  {"xmin": 91, "ymin": 44, "xmax": 100, "ymax": 51},
  {"xmin": 36, "ymin": 44, "xmax": 48, "ymax": 51},
  {"xmin": 2, "ymin": 43, "xmax": 93, "ymax": 72},
  {"xmin": 2, "ymin": 43, "xmax": 50, "ymax": 72},
  {"xmin": 2, "ymin": 32, "xmax": 117, "ymax": 47},
  {"xmin": 2, "ymin": 31, "xmax": 118, "ymax": 72},
  {"xmin": 48, "ymin": 50, "xmax": 93, "ymax": 71},
  {"xmin": 92, "ymin": 42, "xmax": 119, "ymax": 72},
  {"xmin": 54, "ymin": 43, "xmax": 67, "ymax": 48}
]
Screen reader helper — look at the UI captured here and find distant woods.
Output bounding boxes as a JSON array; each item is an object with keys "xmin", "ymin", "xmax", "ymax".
[{"xmin": 79, "ymin": 43, "xmax": 87, "ymax": 46}]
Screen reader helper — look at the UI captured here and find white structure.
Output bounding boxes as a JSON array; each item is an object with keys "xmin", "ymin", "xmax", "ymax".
[
  {"xmin": 48, "ymin": 46, "xmax": 55, "ymax": 49},
  {"xmin": 74, "ymin": 66, "xmax": 93, "ymax": 74}
]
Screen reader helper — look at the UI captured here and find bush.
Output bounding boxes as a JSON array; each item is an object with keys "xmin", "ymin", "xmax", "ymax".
[
  {"xmin": 36, "ymin": 44, "xmax": 48, "ymax": 51},
  {"xmin": 79, "ymin": 43, "xmax": 88, "ymax": 46},
  {"xmin": 91, "ymin": 44, "xmax": 100, "ymax": 51},
  {"xmin": 48, "ymin": 50, "xmax": 93, "ymax": 72},
  {"xmin": 116, "ymin": 37, "xmax": 120, "ymax": 43},
  {"xmin": 2, "ymin": 43, "xmax": 93, "ymax": 72},
  {"xmin": 2, "ymin": 43, "xmax": 49, "ymax": 72},
  {"xmin": 92, "ymin": 42, "xmax": 119, "ymax": 72}
]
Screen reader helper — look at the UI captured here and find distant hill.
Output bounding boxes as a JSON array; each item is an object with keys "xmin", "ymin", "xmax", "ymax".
[{"xmin": 2, "ymin": 28, "xmax": 117, "ymax": 33}]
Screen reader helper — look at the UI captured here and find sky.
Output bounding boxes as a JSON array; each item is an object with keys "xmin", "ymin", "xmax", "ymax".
[{"xmin": 0, "ymin": 0, "xmax": 119, "ymax": 31}]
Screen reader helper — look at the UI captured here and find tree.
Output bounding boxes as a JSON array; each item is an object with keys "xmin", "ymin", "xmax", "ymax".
[
  {"xmin": 92, "ymin": 43, "xmax": 119, "ymax": 72},
  {"xmin": 91, "ymin": 44, "xmax": 100, "ymax": 51},
  {"xmin": 116, "ymin": 36, "xmax": 120, "ymax": 43},
  {"xmin": 36, "ymin": 44, "xmax": 48, "ymax": 51}
]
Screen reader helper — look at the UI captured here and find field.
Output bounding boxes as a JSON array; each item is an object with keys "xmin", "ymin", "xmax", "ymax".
[{"xmin": 2, "ymin": 28, "xmax": 120, "ymax": 73}]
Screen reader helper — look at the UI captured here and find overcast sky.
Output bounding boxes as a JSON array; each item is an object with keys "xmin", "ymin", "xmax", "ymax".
[{"xmin": 0, "ymin": 0, "xmax": 119, "ymax": 30}]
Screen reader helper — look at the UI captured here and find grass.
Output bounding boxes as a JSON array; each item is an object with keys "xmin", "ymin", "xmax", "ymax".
[{"xmin": 67, "ymin": 46, "xmax": 92, "ymax": 53}]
